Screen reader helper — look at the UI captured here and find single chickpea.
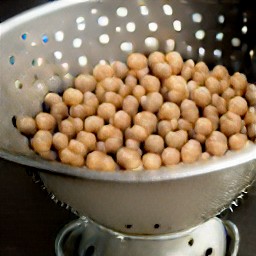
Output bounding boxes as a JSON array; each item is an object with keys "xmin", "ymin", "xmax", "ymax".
[
  {"xmin": 86, "ymin": 151, "xmax": 116, "ymax": 171},
  {"xmin": 191, "ymin": 87, "xmax": 211, "ymax": 108},
  {"xmin": 165, "ymin": 51, "xmax": 183, "ymax": 75},
  {"xmin": 127, "ymin": 53, "xmax": 148, "ymax": 70},
  {"xmin": 142, "ymin": 153, "xmax": 162, "ymax": 170},
  {"xmin": 181, "ymin": 139, "xmax": 202, "ymax": 164},
  {"xmin": 122, "ymin": 95, "xmax": 139, "ymax": 117},
  {"xmin": 134, "ymin": 111, "xmax": 158, "ymax": 134},
  {"xmin": 152, "ymin": 62, "xmax": 172, "ymax": 79},
  {"xmin": 111, "ymin": 110, "xmax": 131, "ymax": 131},
  {"xmin": 96, "ymin": 141, "xmax": 106, "ymax": 153},
  {"xmin": 69, "ymin": 154, "xmax": 85, "ymax": 167},
  {"xmin": 111, "ymin": 61, "xmax": 129, "ymax": 79},
  {"xmin": 148, "ymin": 51, "xmax": 165, "ymax": 67},
  {"xmin": 245, "ymin": 84, "xmax": 256, "ymax": 106},
  {"xmin": 220, "ymin": 111, "xmax": 242, "ymax": 137},
  {"xmin": 83, "ymin": 92, "xmax": 99, "ymax": 109},
  {"xmin": 230, "ymin": 72, "xmax": 247, "ymax": 95},
  {"xmin": 144, "ymin": 135, "xmax": 164, "ymax": 154},
  {"xmin": 141, "ymin": 92, "xmax": 163, "ymax": 113},
  {"xmin": 70, "ymin": 104, "xmax": 95, "ymax": 119},
  {"xmin": 135, "ymin": 67, "xmax": 149, "ymax": 80},
  {"xmin": 119, "ymin": 84, "xmax": 133, "ymax": 98},
  {"xmin": 211, "ymin": 65, "xmax": 229, "ymax": 80},
  {"xmin": 125, "ymin": 125, "xmax": 148, "ymax": 142},
  {"xmin": 219, "ymin": 78, "xmax": 230, "ymax": 93},
  {"xmin": 177, "ymin": 119, "xmax": 193, "ymax": 131},
  {"xmin": 244, "ymin": 107, "xmax": 256, "ymax": 125},
  {"xmin": 229, "ymin": 133, "xmax": 248, "ymax": 151},
  {"xmin": 161, "ymin": 147, "xmax": 180, "ymax": 166},
  {"xmin": 181, "ymin": 59, "xmax": 195, "ymax": 81},
  {"xmin": 105, "ymin": 137, "xmax": 123, "ymax": 153},
  {"xmin": 77, "ymin": 131, "xmax": 96, "ymax": 152},
  {"xmin": 95, "ymin": 84, "xmax": 106, "ymax": 103},
  {"xmin": 50, "ymin": 102, "xmax": 68, "ymax": 121},
  {"xmin": 59, "ymin": 148, "xmax": 75, "ymax": 165},
  {"xmin": 201, "ymin": 152, "xmax": 210, "ymax": 160},
  {"xmin": 68, "ymin": 139, "xmax": 87, "ymax": 156},
  {"xmin": 158, "ymin": 102, "xmax": 180, "ymax": 120},
  {"xmin": 44, "ymin": 93, "xmax": 62, "ymax": 108},
  {"xmin": 31, "ymin": 130, "xmax": 52, "ymax": 153},
  {"xmin": 125, "ymin": 139, "xmax": 140, "ymax": 150},
  {"xmin": 93, "ymin": 63, "xmax": 114, "ymax": 81},
  {"xmin": 193, "ymin": 133, "xmax": 206, "ymax": 144},
  {"xmin": 104, "ymin": 92, "xmax": 123, "ymax": 109},
  {"xmin": 39, "ymin": 150, "xmax": 57, "ymax": 161},
  {"xmin": 74, "ymin": 74, "xmax": 97, "ymax": 93},
  {"xmin": 97, "ymin": 124, "xmax": 123, "ymax": 141},
  {"xmin": 194, "ymin": 118, "xmax": 213, "ymax": 136},
  {"xmin": 84, "ymin": 116, "xmax": 104, "ymax": 133},
  {"xmin": 180, "ymin": 99, "xmax": 199, "ymax": 124},
  {"xmin": 35, "ymin": 112, "xmax": 56, "ymax": 131},
  {"xmin": 158, "ymin": 119, "xmax": 178, "ymax": 137},
  {"xmin": 228, "ymin": 96, "xmax": 248, "ymax": 116},
  {"xmin": 100, "ymin": 77, "xmax": 122, "ymax": 92},
  {"xmin": 140, "ymin": 75, "xmax": 160, "ymax": 93},
  {"xmin": 59, "ymin": 119, "xmax": 76, "ymax": 138},
  {"xmin": 193, "ymin": 71, "xmax": 207, "ymax": 85},
  {"xmin": 125, "ymin": 75, "xmax": 137, "ymax": 88},
  {"xmin": 205, "ymin": 76, "xmax": 221, "ymax": 94},
  {"xmin": 16, "ymin": 116, "xmax": 37, "ymax": 136},
  {"xmin": 165, "ymin": 130, "xmax": 188, "ymax": 150},
  {"xmin": 203, "ymin": 105, "xmax": 219, "ymax": 131},
  {"xmin": 194, "ymin": 61, "xmax": 209, "ymax": 74},
  {"xmin": 63, "ymin": 88, "xmax": 83, "ymax": 106},
  {"xmin": 132, "ymin": 85, "xmax": 146, "ymax": 101},
  {"xmin": 247, "ymin": 124, "xmax": 256, "ymax": 139},
  {"xmin": 53, "ymin": 132, "xmax": 69, "ymax": 151},
  {"xmin": 117, "ymin": 147, "xmax": 142, "ymax": 170},
  {"xmin": 212, "ymin": 94, "xmax": 227, "ymax": 115},
  {"xmin": 205, "ymin": 131, "xmax": 228, "ymax": 156},
  {"xmin": 68, "ymin": 117, "xmax": 83, "ymax": 133},
  {"xmin": 97, "ymin": 102, "xmax": 116, "ymax": 121},
  {"xmin": 222, "ymin": 87, "xmax": 235, "ymax": 102}
]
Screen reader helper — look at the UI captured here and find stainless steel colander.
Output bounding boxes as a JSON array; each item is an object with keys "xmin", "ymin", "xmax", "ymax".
[{"xmin": 1, "ymin": 0, "xmax": 256, "ymax": 236}]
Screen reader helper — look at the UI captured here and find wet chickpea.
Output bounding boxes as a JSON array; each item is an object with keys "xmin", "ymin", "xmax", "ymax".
[
  {"xmin": 133, "ymin": 85, "xmax": 146, "ymax": 101},
  {"xmin": 220, "ymin": 111, "xmax": 242, "ymax": 137},
  {"xmin": 68, "ymin": 139, "xmax": 87, "ymax": 156},
  {"xmin": 222, "ymin": 87, "xmax": 235, "ymax": 102},
  {"xmin": 44, "ymin": 93, "xmax": 62, "ymax": 108},
  {"xmin": 152, "ymin": 62, "xmax": 172, "ymax": 79},
  {"xmin": 247, "ymin": 124, "xmax": 256, "ymax": 139},
  {"xmin": 203, "ymin": 105, "xmax": 219, "ymax": 131},
  {"xmin": 31, "ymin": 130, "xmax": 52, "ymax": 153},
  {"xmin": 86, "ymin": 151, "xmax": 116, "ymax": 171},
  {"xmin": 141, "ymin": 92, "xmax": 163, "ymax": 113},
  {"xmin": 111, "ymin": 110, "xmax": 131, "ymax": 131},
  {"xmin": 105, "ymin": 137, "xmax": 123, "ymax": 153},
  {"xmin": 111, "ymin": 61, "xmax": 129, "ymax": 79},
  {"xmin": 53, "ymin": 132, "xmax": 69, "ymax": 151},
  {"xmin": 77, "ymin": 131, "xmax": 96, "ymax": 152},
  {"xmin": 212, "ymin": 94, "xmax": 227, "ymax": 115},
  {"xmin": 228, "ymin": 96, "xmax": 248, "ymax": 116},
  {"xmin": 230, "ymin": 72, "xmax": 247, "ymax": 95},
  {"xmin": 158, "ymin": 102, "xmax": 180, "ymax": 120},
  {"xmin": 229, "ymin": 133, "xmax": 248, "ymax": 151},
  {"xmin": 148, "ymin": 51, "xmax": 165, "ymax": 67},
  {"xmin": 59, "ymin": 119, "xmax": 76, "ymax": 138},
  {"xmin": 140, "ymin": 75, "xmax": 160, "ymax": 93},
  {"xmin": 63, "ymin": 88, "xmax": 83, "ymax": 106},
  {"xmin": 166, "ymin": 51, "xmax": 183, "ymax": 75},
  {"xmin": 191, "ymin": 87, "xmax": 211, "ymax": 108},
  {"xmin": 244, "ymin": 107, "xmax": 256, "ymax": 125},
  {"xmin": 50, "ymin": 102, "xmax": 68, "ymax": 121},
  {"xmin": 205, "ymin": 131, "xmax": 228, "ymax": 156},
  {"xmin": 205, "ymin": 76, "xmax": 221, "ymax": 94},
  {"xmin": 177, "ymin": 119, "xmax": 193, "ymax": 131},
  {"xmin": 180, "ymin": 99, "xmax": 199, "ymax": 124},
  {"xmin": 165, "ymin": 130, "xmax": 188, "ymax": 150},
  {"xmin": 134, "ymin": 111, "xmax": 158, "ymax": 134},
  {"xmin": 143, "ymin": 153, "xmax": 162, "ymax": 170},
  {"xmin": 97, "ymin": 125, "xmax": 123, "ymax": 141},
  {"xmin": 245, "ymin": 83, "xmax": 256, "ymax": 106},
  {"xmin": 158, "ymin": 119, "xmax": 178, "ymax": 137},
  {"xmin": 122, "ymin": 95, "xmax": 139, "ymax": 117},
  {"xmin": 97, "ymin": 102, "xmax": 116, "ymax": 121},
  {"xmin": 127, "ymin": 53, "xmax": 148, "ymax": 70},
  {"xmin": 144, "ymin": 135, "xmax": 164, "ymax": 154},
  {"xmin": 83, "ymin": 92, "xmax": 99, "ymax": 109},
  {"xmin": 93, "ymin": 63, "xmax": 114, "ymax": 81},
  {"xmin": 125, "ymin": 125, "xmax": 148, "ymax": 142},
  {"xmin": 100, "ymin": 77, "xmax": 122, "ymax": 92},
  {"xmin": 194, "ymin": 118, "xmax": 213, "ymax": 136},
  {"xmin": 35, "ymin": 112, "xmax": 56, "ymax": 131},
  {"xmin": 117, "ymin": 147, "xmax": 142, "ymax": 170},
  {"xmin": 161, "ymin": 147, "xmax": 180, "ymax": 166},
  {"xmin": 74, "ymin": 74, "xmax": 97, "ymax": 93},
  {"xmin": 84, "ymin": 116, "xmax": 104, "ymax": 133},
  {"xmin": 104, "ymin": 92, "xmax": 123, "ymax": 109},
  {"xmin": 16, "ymin": 116, "xmax": 37, "ymax": 136},
  {"xmin": 181, "ymin": 139, "xmax": 202, "ymax": 164},
  {"xmin": 211, "ymin": 65, "xmax": 229, "ymax": 80}
]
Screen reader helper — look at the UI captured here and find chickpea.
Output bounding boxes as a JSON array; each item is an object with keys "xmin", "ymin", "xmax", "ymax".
[
  {"xmin": 135, "ymin": 67, "xmax": 149, "ymax": 80},
  {"xmin": 86, "ymin": 151, "xmax": 116, "ymax": 171},
  {"xmin": 53, "ymin": 132, "xmax": 69, "ymax": 151},
  {"xmin": 59, "ymin": 148, "xmax": 76, "ymax": 165},
  {"xmin": 122, "ymin": 95, "xmax": 139, "ymax": 117},
  {"xmin": 140, "ymin": 75, "xmax": 160, "ymax": 93},
  {"xmin": 134, "ymin": 111, "xmax": 158, "ymax": 134},
  {"xmin": 148, "ymin": 51, "xmax": 165, "ymax": 67},
  {"xmin": 187, "ymin": 80, "xmax": 198, "ymax": 98},
  {"xmin": 229, "ymin": 133, "xmax": 248, "ymax": 151},
  {"xmin": 119, "ymin": 84, "xmax": 133, "ymax": 98},
  {"xmin": 68, "ymin": 139, "xmax": 87, "ymax": 156},
  {"xmin": 39, "ymin": 150, "xmax": 57, "ymax": 161},
  {"xmin": 125, "ymin": 125, "xmax": 148, "ymax": 142},
  {"xmin": 194, "ymin": 118, "xmax": 213, "ymax": 136},
  {"xmin": 194, "ymin": 61, "xmax": 209, "ymax": 74},
  {"xmin": 96, "ymin": 141, "xmax": 106, "ymax": 153},
  {"xmin": 211, "ymin": 65, "xmax": 229, "ymax": 80},
  {"xmin": 97, "ymin": 125, "xmax": 123, "ymax": 141},
  {"xmin": 144, "ymin": 135, "xmax": 164, "ymax": 154},
  {"xmin": 50, "ymin": 102, "xmax": 68, "ymax": 121},
  {"xmin": 152, "ymin": 62, "xmax": 172, "ymax": 79},
  {"xmin": 69, "ymin": 154, "xmax": 85, "ymax": 167},
  {"xmin": 95, "ymin": 84, "xmax": 106, "ymax": 103},
  {"xmin": 247, "ymin": 124, "xmax": 256, "ymax": 139},
  {"xmin": 59, "ymin": 119, "xmax": 76, "ymax": 138},
  {"xmin": 165, "ymin": 51, "xmax": 183, "ymax": 75},
  {"xmin": 177, "ymin": 119, "xmax": 193, "ymax": 131},
  {"xmin": 219, "ymin": 79, "xmax": 230, "ymax": 93},
  {"xmin": 16, "ymin": 116, "xmax": 37, "ymax": 135},
  {"xmin": 220, "ymin": 111, "xmax": 242, "ymax": 137},
  {"xmin": 132, "ymin": 85, "xmax": 146, "ymax": 101},
  {"xmin": 181, "ymin": 139, "xmax": 202, "ymax": 164},
  {"xmin": 97, "ymin": 102, "xmax": 116, "ymax": 121},
  {"xmin": 104, "ymin": 92, "xmax": 123, "ymax": 109},
  {"xmin": 117, "ymin": 147, "xmax": 142, "ymax": 170},
  {"xmin": 191, "ymin": 87, "xmax": 211, "ymax": 108},
  {"xmin": 70, "ymin": 104, "xmax": 95, "ymax": 119},
  {"xmin": 245, "ymin": 83, "xmax": 256, "ymax": 106},
  {"xmin": 77, "ymin": 131, "xmax": 96, "ymax": 152},
  {"xmin": 193, "ymin": 133, "xmax": 206, "ymax": 144},
  {"xmin": 203, "ymin": 105, "xmax": 219, "ymax": 131},
  {"xmin": 158, "ymin": 102, "xmax": 180, "ymax": 120},
  {"xmin": 31, "ymin": 130, "xmax": 52, "ymax": 153},
  {"xmin": 100, "ymin": 77, "xmax": 122, "ymax": 92},
  {"xmin": 244, "ymin": 107, "xmax": 256, "ymax": 125},
  {"xmin": 44, "ymin": 93, "xmax": 62, "ymax": 108},
  {"xmin": 93, "ymin": 63, "xmax": 114, "ymax": 81},
  {"xmin": 125, "ymin": 139, "xmax": 140, "ymax": 150},
  {"xmin": 127, "ymin": 53, "xmax": 148, "ymax": 70},
  {"xmin": 35, "ymin": 112, "xmax": 56, "ymax": 131},
  {"xmin": 205, "ymin": 76, "xmax": 221, "ymax": 94},
  {"xmin": 205, "ymin": 131, "xmax": 228, "ymax": 156},
  {"xmin": 228, "ymin": 96, "xmax": 248, "ymax": 116},
  {"xmin": 158, "ymin": 119, "xmax": 178, "ymax": 137},
  {"xmin": 165, "ymin": 130, "xmax": 188, "ymax": 150},
  {"xmin": 141, "ymin": 92, "xmax": 163, "ymax": 113},
  {"xmin": 84, "ymin": 116, "xmax": 104, "ymax": 133},
  {"xmin": 68, "ymin": 117, "xmax": 83, "ymax": 133},
  {"xmin": 201, "ymin": 152, "xmax": 210, "ymax": 160},
  {"xmin": 180, "ymin": 99, "xmax": 199, "ymax": 124},
  {"xmin": 212, "ymin": 94, "xmax": 227, "ymax": 115},
  {"xmin": 193, "ymin": 71, "xmax": 207, "ymax": 85},
  {"xmin": 143, "ymin": 153, "xmax": 162, "ymax": 170},
  {"xmin": 74, "ymin": 74, "xmax": 97, "ymax": 93},
  {"xmin": 105, "ymin": 137, "xmax": 123, "ymax": 153},
  {"xmin": 222, "ymin": 87, "xmax": 235, "ymax": 102},
  {"xmin": 63, "ymin": 88, "xmax": 83, "ymax": 106},
  {"xmin": 230, "ymin": 72, "xmax": 247, "ymax": 95},
  {"xmin": 83, "ymin": 92, "xmax": 99, "ymax": 109},
  {"xmin": 181, "ymin": 59, "xmax": 195, "ymax": 81},
  {"xmin": 111, "ymin": 110, "xmax": 131, "ymax": 131},
  {"xmin": 111, "ymin": 61, "xmax": 129, "ymax": 79},
  {"xmin": 161, "ymin": 147, "xmax": 180, "ymax": 166},
  {"xmin": 125, "ymin": 75, "xmax": 137, "ymax": 88}
]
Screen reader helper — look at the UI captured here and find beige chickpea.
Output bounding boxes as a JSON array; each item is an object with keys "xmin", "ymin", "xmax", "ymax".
[
  {"xmin": 70, "ymin": 104, "xmax": 95, "ymax": 119},
  {"xmin": 63, "ymin": 88, "xmax": 83, "ymax": 106},
  {"xmin": 205, "ymin": 131, "xmax": 228, "ymax": 156},
  {"xmin": 193, "ymin": 133, "xmax": 206, "ymax": 144},
  {"xmin": 111, "ymin": 61, "xmax": 129, "ymax": 79},
  {"xmin": 140, "ymin": 75, "xmax": 160, "ymax": 93},
  {"xmin": 203, "ymin": 105, "xmax": 219, "ymax": 131},
  {"xmin": 244, "ymin": 107, "xmax": 256, "ymax": 125},
  {"xmin": 105, "ymin": 137, "xmax": 123, "ymax": 153},
  {"xmin": 31, "ymin": 130, "xmax": 52, "ymax": 153},
  {"xmin": 134, "ymin": 111, "xmax": 158, "ymax": 134},
  {"xmin": 219, "ymin": 78, "xmax": 230, "ymax": 93},
  {"xmin": 93, "ymin": 63, "xmax": 114, "ymax": 81},
  {"xmin": 68, "ymin": 117, "xmax": 83, "ymax": 133},
  {"xmin": 165, "ymin": 130, "xmax": 188, "ymax": 150},
  {"xmin": 125, "ymin": 139, "xmax": 140, "ymax": 150},
  {"xmin": 77, "ymin": 131, "xmax": 96, "ymax": 152},
  {"xmin": 125, "ymin": 125, "xmax": 148, "ymax": 142},
  {"xmin": 122, "ymin": 95, "xmax": 139, "ymax": 117},
  {"xmin": 220, "ymin": 111, "xmax": 242, "ymax": 137},
  {"xmin": 191, "ymin": 87, "xmax": 211, "ymax": 108},
  {"xmin": 201, "ymin": 152, "xmax": 210, "ymax": 160},
  {"xmin": 229, "ymin": 133, "xmax": 248, "ymax": 151},
  {"xmin": 194, "ymin": 118, "xmax": 213, "ymax": 136},
  {"xmin": 96, "ymin": 141, "xmax": 106, "ymax": 153},
  {"xmin": 245, "ymin": 83, "xmax": 256, "ymax": 106},
  {"xmin": 97, "ymin": 124, "xmax": 123, "ymax": 141},
  {"xmin": 104, "ymin": 92, "xmax": 123, "ymax": 109},
  {"xmin": 39, "ymin": 150, "xmax": 57, "ymax": 161},
  {"xmin": 142, "ymin": 153, "xmax": 162, "ymax": 170},
  {"xmin": 69, "ymin": 154, "xmax": 85, "ymax": 167},
  {"xmin": 127, "ymin": 53, "xmax": 148, "ymax": 70},
  {"xmin": 86, "ymin": 151, "xmax": 116, "ymax": 171},
  {"xmin": 35, "ymin": 112, "xmax": 56, "ymax": 131},
  {"xmin": 158, "ymin": 102, "xmax": 180, "ymax": 120},
  {"xmin": 68, "ymin": 139, "xmax": 87, "ymax": 156},
  {"xmin": 83, "ymin": 92, "xmax": 99, "ymax": 109},
  {"xmin": 228, "ymin": 96, "xmax": 248, "ymax": 116},
  {"xmin": 100, "ymin": 77, "xmax": 122, "ymax": 92},
  {"xmin": 148, "ymin": 51, "xmax": 165, "ymax": 67},
  {"xmin": 16, "ymin": 116, "xmax": 37, "ymax": 136},
  {"xmin": 230, "ymin": 72, "xmax": 247, "ymax": 95},
  {"xmin": 59, "ymin": 119, "xmax": 76, "ymax": 138},
  {"xmin": 161, "ymin": 147, "xmax": 180, "ymax": 166},
  {"xmin": 74, "ymin": 74, "xmax": 97, "ymax": 93},
  {"xmin": 84, "ymin": 116, "xmax": 104, "ymax": 133},
  {"xmin": 97, "ymin": 103, "xmax": 116, "ymax": 121},
  {"xmin": 144, "ymin": 135, "xmax": 164, "ymax": 154},
  {"xmin": 205, "ymin": 76, "xmax": 221, "ymax": 94},
  {"xmin": 44, "ymin": 93, "xmax": 62, "ymax": 108},
  {"xmin": 141, "ymin": 92, "xmax": 163, "ymax": 113},
  {"xmin": 194, "ymin": 61, "xmax": 209, "ymax": 74},
  {"xmin": 111, "ymin": 110, "xmax": 131, "ymax": 131},
  {"xmin": 177, "ymin": 119, "xmax": 193, "ymax": 131},
  {"xmin": 59, "ymin": 148, "xmax": 76, "ymax": 164},
  {"xmin": 117, "ymin": 147, "xmax": 142, "ymax": 170},
  {"xmin": 165, "ymin": 51, "xmax": 183, "ymax": 75},
  {"xmin": 95, "ymin": 84, "xmax": 106, "ymax": 103},
  {"xmin": 125, "ymin": 75, "xmax": 137, "ymax": 88},
  {"xmin": 50, "ymin": 102, "xmax": 68, "ymax": 121},
  {"xmin": 132, "ymin": 85, "xmax": 146, "ymax": 101},
  {"xmin": 53, "ymin": 132, "xmax": 69, "ymax": 151},
  {"xmin": 193, "ymin": 71, "xmax": 207, "ymax": 85},
  {"xmin": 158, "ymin": 119, "xmax": 178, "ymax": 137},
  {"xmin": 152, "ymin": 62, "xmax": 172, "ymax": 79},
  {"xmin": 211, "ymin": 65, "xmax": 229, "ymax": 80},
  {"xmin": 222, "ymin": 87, "xmax": 235, "ymax": 102},
  {"xmin": 119, "ymin": 84, "xmax": 133, "ymax": 98},
  {"xmin": 135, "ymin": 67, "xmax": 149, "ymax": 80},
  {"xmin": 180, "ymin": 99, "xmax": 199, "ymax": 124},
  {"xmin": 181, "ymin": 139, "xmax": 202, "ymax": 164},
  {"xmin": 212, "ymin": 94, "xmax": 227, "ymax": 115},
  {"xmin": 181, "ymin": 59, "xmax": 195, "ymax": 81},
  {"xmin": 247, "ymin": 124, "xmax": 256, "ymax": 139}
]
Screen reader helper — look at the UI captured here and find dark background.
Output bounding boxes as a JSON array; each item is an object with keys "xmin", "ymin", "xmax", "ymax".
[{"xmin": 0, "ymin": 1, "xmax": 256, "ymax": 255}]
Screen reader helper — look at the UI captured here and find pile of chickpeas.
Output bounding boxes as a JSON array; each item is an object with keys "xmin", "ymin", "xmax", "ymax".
[{"xmin": 16, "ymin": 51, "xmax": 256, "ymax": 171}]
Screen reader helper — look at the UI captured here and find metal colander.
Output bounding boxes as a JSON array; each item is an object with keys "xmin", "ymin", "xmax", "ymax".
[{"xmin": 1, "ymin": 0, "xmax": 256, "ymax": 236}]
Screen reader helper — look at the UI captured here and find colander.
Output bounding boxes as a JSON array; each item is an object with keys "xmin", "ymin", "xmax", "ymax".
[{"xmin": 1, "ymin": 0, "xmax": 256, "ymax": 255}]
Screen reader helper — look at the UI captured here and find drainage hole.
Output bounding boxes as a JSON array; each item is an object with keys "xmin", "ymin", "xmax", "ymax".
[
  {"xmin": 125, "ymin": 224, "xmax": 133, "ymax": 229},
  {"xmin": 154, "ymin": 224, "xmax": 160, "ymax": 229},
  {"xmin": 205, "ymin": 247, "xmax": 213, "ymax": 256},
  {"xmin": 188, "ymin": 238, "xmax": 194, "ymax": 246},
  {"xmin": 84, "ymin": 245, "xmax": 95, "ymax": 256},
  {"xmin": 12, "ymin": 116, "xmax": 17, "ymax": 128}
]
